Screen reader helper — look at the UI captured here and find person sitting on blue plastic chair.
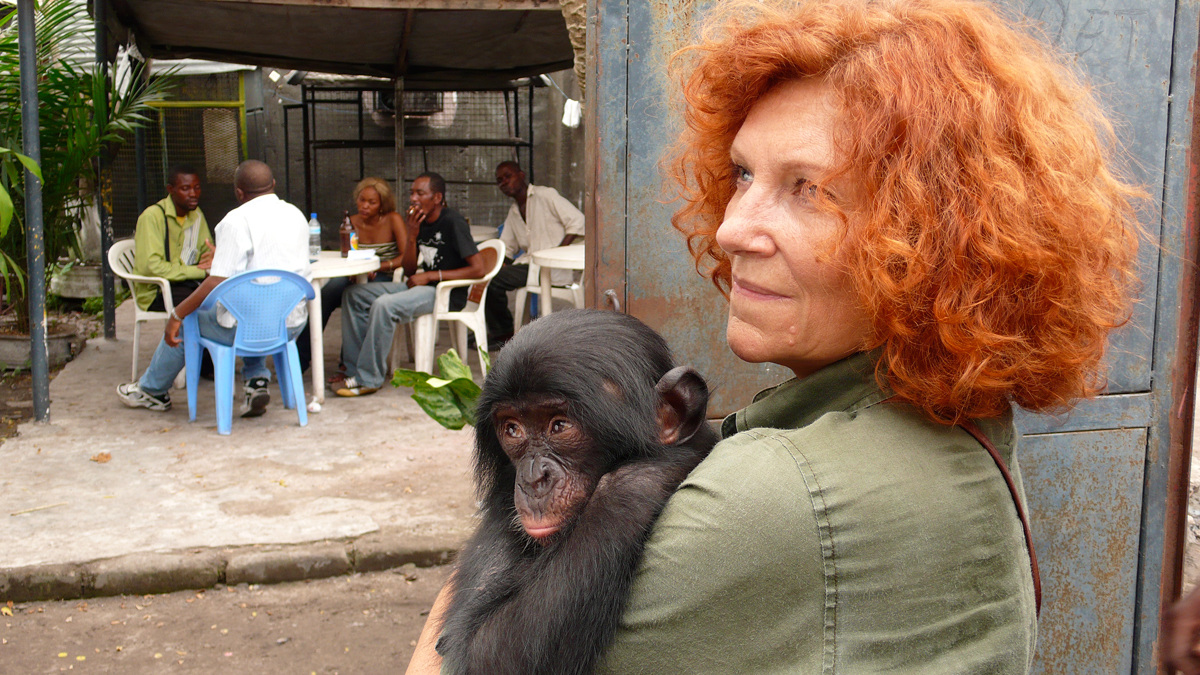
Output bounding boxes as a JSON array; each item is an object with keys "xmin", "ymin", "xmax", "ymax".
[{"xmin": 117, "ymin": 160, "xmax": 313, "ymax": 418}]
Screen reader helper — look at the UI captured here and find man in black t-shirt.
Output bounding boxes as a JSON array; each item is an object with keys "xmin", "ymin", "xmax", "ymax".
[{"xmin": 336, "ymin": 172, "xmax": 487, "ymax": 396}]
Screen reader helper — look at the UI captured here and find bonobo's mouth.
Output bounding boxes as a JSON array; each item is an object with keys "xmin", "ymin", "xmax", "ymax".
[{"xmin": 521, "ymin": 520, "xmax": 562, "ymax": 543}]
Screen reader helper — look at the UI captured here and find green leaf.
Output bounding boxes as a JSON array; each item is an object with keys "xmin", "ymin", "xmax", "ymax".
[
  {"xmin": 0, "ymin": 183, "xmax": 11, "ymax": 234},
  {"xmin": 410, "ymin": 381, "xmax": 468, "ymax": 430},
  {"xmin": 436, "ymin": 348, "xmax": 474, "ymax": 381},
  {"xmin": 391, "ymin": 349, "xmax": 483, "ymax": 429},
  {"xmin": 392, "ymin": 368, "xmax": 432, "ymax": 388}
]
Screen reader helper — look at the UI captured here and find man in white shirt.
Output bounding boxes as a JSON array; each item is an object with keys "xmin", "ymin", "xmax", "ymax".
[
  {"xmin": 488, "ymin": 161, "xmax": 585, "ymax": 345},
  {"xmin": 117, "ymin": 160, "xmax": 312, "ymax": 418}
]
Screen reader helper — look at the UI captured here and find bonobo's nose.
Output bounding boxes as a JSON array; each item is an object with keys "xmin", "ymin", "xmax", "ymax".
[{"xmin": 517, "ymin": 455, "xmax": 559, "ymax": 499}]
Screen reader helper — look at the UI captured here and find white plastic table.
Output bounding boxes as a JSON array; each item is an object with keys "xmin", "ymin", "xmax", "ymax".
[
  {"xmin": 307, "ymin": 251, "xmax": 380, "ymax": 411},
  {"xmin": 529, "ymin": 244, "xmax": 585, "ymax": 316}
]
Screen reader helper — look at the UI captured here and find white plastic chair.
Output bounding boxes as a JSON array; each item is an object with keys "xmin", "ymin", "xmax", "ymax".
[
  {"xmin": 407, "ymin": 239, "xmax": 506, "ymax": 376},
  {"xmin": 108, "ymin": 239, "xmax": 187, "ymax": 388},
  {"xmin": 513, "ymin": 261, "xmax": 585, "ymax": 328}
]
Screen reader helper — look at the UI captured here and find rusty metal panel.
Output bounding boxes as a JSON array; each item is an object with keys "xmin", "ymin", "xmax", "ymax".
[
  {"xmin": 584, "ymin": 0, "xmax": 628, "ymax": 317},
  {"xmin": 587, "ymin": 0, "xmax": 788, "ymax": 416},
  {"xmin": 1021, "ymin": 429, "xmax": 1148, "ymax": 674},
  {"xmin": 1009, "ymin": 0, "xmax": 1173, "ymax": 393},
  {"xmin": 587, "ymin": 0, "xmax": 1200, "ymax": 671},
  {"xmin": 1131, "ymin": 0, "xmax": 1200, "ymax": 670}
]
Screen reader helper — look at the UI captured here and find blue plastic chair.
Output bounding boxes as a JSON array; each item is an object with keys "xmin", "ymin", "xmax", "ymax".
[{"xmin": 183, "ymin": 269, "xmax": 315, "ymax": 435}]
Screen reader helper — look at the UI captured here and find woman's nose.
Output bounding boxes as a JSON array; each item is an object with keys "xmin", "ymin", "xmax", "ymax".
[{"xmin": 716, "ymin": 191, "xmax": 774, "ymax": 256}]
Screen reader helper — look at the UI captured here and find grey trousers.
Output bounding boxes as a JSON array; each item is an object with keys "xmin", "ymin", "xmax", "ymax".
[{"xmin": 340, "ymin": 280, "xmax": 436, "ymax": 389}]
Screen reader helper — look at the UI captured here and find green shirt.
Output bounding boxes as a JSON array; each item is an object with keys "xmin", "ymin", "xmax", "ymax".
[
  {"xmin": 132, "ymin": 196, "xmax": 212, "ymax": 310},
  {"xmin": 598, "ymin": 351, "xmax": 1037, "ymax": 674}
]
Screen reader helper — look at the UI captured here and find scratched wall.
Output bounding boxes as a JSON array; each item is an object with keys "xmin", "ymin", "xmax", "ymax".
[{"xmin": 586, "ymin": 0, "xmax": 1200, "ymax": 673}]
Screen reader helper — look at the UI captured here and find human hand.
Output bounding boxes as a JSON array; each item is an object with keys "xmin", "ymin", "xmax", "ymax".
[
  {"xmin": 164, "ymin": 315, "xmax": 183, "ymax": 347},
  {"xmin": 405, "ymin": 205, "xmax": 427, "ymax": 232},
  {"xmin": 198, "ymin": 239, "xmax": 215, "ymax": 272},
  {"xmin": 1166, "ymin": 584, "xmax": 1200, "ymax": 674},
  {"xmin": 406, "ymin": 271, "xmax": 430, "ymax": 289}
]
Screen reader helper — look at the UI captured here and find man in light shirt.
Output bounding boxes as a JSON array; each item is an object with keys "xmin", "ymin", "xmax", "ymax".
[
  {"xmin": 487, "ymin": 161, "xmax": 585, "ymax": 346},
  {"xmin": 117, "ymin": 161, "xmax": 312, "ymax": 418}
]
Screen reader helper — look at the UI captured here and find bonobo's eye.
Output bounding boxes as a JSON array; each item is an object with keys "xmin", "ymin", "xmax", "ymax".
[
  {"xmin": 502, "ymin": 420, "xmax": 525, "ymax": 439},
  {"xmin": 549, "ymin": 418, "xmax": 574, "ymax": 434}
]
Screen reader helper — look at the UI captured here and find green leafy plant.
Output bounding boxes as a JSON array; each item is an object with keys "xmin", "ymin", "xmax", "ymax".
[
  {"xmin": 0, "ymin": 0, "xmax": 176, "ymax": 331},
  {"xmin": 392, "ymin": 349, "xmax": 489, "ymax": 430}
]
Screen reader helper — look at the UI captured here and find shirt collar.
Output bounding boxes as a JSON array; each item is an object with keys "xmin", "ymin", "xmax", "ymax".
[
  {"xmin": 159, "ymin": 196, "xmax": 198, "ymax": 226},
  {"xmin": 721, "ymin": 350, "xmax": 890, "ymax": 438}
]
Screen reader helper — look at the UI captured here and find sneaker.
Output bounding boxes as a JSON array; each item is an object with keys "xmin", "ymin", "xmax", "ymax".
[
  {"xmin": 116, "ymin": 382, "xmax": 171, "ymax": 411},
  {"xmin": 241, "ymin": 377, "xmax": 270, "ymax": 418},
  {"xmin": 335, "ymin": 376, "xmax": 379, "ymax": 397}
]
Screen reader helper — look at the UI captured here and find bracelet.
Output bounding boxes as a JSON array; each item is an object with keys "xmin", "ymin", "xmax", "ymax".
[{"xmin": 170, "ymin": 309, "xmax": 181, "ymax": 322}]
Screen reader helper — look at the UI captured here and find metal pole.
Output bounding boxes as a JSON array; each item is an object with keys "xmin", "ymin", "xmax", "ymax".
[
  {"xmin": 135, "ymin": 127, "xmax": 148, "ymax": 212},
  {"xmin": 302, "ymin": 85, "xmax": 312, "ymax": 214},
  {"xmin": 95, "ymin": 0, "xmax": 115, "ymax": 339},
  {"xmin": 18, "ymin": 0, "xmax": 49, "ymax": 422}
]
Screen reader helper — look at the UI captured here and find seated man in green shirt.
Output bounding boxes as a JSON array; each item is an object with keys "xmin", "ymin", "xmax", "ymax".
[{"xmin": 133, "ymin": 165, "xmax": 215, "ymax": 312}]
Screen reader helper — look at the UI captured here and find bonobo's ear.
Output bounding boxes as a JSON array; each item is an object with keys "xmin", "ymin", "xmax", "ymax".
[{"xmin": 655, "ymin": 366, "xmax": 710, "ymax": 446}]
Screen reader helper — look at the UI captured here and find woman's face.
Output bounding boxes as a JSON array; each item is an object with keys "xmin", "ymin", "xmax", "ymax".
[
  {"xmin": 716, "ymin": 78, "xmax": 871, "ymax": 378},
  {"xmin": 357, "ymin": 186, "xmax": 382, "ymax": 219}
]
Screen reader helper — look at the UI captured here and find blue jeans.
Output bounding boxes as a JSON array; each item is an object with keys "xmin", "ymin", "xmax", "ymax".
[
  {"xmin": 137, "ymin": 307, "xmax": 302, "ymax": 396},
  {"xmin": 341, "ymin": 281, "xmax": 436, "ymax": 389}
]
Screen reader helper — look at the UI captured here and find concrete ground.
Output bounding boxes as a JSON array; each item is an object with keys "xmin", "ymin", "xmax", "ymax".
[{"xmin": 0, "ymin": 300, "xmax": 478, "ymax": 602}]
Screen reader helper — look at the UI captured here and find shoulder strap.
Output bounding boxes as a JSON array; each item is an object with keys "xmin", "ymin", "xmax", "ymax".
[
  {"xmin": 959, "ymin": 419, "xmax": 1042, "ymax": 616},
  {"xmin": 154, "ymin": 203, "xmax": 170, "ymax": 263}
]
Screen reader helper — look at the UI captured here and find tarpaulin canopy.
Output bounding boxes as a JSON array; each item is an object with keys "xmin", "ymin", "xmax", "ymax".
[{"xmin": 101, "ymin": 0, "xmax": 575, "ymax": 90}]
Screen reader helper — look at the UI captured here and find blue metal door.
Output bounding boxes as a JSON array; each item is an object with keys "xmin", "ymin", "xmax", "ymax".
[{"xmin": 584, "ymin": 0, "xmax": 1200, "ymax": 672}]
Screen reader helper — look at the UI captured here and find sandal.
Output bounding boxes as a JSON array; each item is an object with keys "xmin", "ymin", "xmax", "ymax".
[{"xmin": 335, "ymin": 376, "xmax": 379, "ymax": 397}]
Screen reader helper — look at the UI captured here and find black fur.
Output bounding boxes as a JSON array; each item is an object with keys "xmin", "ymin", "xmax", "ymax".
[{"xmin": 435, "ymin": 309, "xmax": 718, "ymax": 675}]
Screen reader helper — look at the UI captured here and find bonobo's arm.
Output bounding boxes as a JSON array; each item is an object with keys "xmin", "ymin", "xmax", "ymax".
[
  {"xmin": 436, "ymin": 508, "xmax": 527, "ymax": 664},
  {"xmin": 457, "ymin": 454, "xmax": 703, "ymax": 675}
]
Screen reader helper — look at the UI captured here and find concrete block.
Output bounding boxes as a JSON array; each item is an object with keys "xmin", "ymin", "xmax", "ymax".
[
  {"xmin": 0, "ymin": 563, "xmax": 83, "ymax": 602},
  {"xmin": 352, "ymin": 531, "xmax": 460, "ymax": 573},
  {"xmin": 87, "ymin": 551, "xmax": 223, "ymax": 598},
  {"xmin": 225, "ymin": 544, "xmax": 351, "ymax": 585}
]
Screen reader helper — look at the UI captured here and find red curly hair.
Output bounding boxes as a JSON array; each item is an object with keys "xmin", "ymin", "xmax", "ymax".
[{"xmin": 669, "ymin": 0, "xmax": 1143, "ymax": 424}]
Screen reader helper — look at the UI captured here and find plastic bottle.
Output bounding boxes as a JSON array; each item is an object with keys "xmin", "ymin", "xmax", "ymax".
[
  {"xmin": 308, "ymin": 213, "xmax": 322, "ymax": 262},
  {"xmin": 339, "ymin": 211, "xmax": 355, "ymax": 258}
]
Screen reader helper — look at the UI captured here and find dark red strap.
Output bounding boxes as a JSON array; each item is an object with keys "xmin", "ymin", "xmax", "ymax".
[{"xmin": 959, "ymin": 419, "xmax": 1042, "ymax": 616}]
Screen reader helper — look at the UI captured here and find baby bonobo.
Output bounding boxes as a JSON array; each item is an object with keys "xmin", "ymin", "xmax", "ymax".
[{"xmin": 435, "ymin": 309, "xmax": 718, "ymax": 675}]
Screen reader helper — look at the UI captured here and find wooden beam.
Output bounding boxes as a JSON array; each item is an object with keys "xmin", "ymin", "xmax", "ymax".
[{"xmin": 186, "ymin": 0, "xmax": 561, "ymax": 10}]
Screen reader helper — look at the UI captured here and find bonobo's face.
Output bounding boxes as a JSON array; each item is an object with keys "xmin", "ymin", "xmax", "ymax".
[{"xmin": 493, "ymin": 395, "xmax": 604, "ymax": 544}]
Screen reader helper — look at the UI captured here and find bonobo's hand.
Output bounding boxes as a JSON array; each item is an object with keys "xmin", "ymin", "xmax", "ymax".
[{"xmin": 1166, "ymin": 584, "xmax": 1200, "ymax": 674}]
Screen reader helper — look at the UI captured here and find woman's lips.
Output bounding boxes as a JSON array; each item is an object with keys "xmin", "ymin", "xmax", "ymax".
[{"xmin": 731, "ymin": 277, "xmax": 785, "ymax": 301}]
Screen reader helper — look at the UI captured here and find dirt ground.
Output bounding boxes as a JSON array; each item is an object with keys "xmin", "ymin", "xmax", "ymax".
[
  {"xmin": 0, "ymin": 310, "xmax": 101, "ymax": 442},
  {"xmin": 0, "ymin": 564, "xmax": 452, "ymax": 674}
]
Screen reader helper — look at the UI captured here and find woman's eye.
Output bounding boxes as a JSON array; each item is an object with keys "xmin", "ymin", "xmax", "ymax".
[
  {"xmin": 795, "ymin": 178, "xmax": 819, "ymax": 198},
  {"xmin": 735, "ymin": 165, "xmax": 753, "ymax": 186}
]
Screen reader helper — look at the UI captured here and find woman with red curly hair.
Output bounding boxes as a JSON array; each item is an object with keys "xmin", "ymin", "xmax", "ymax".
[{"xmin": 407, "ymin": 0, "xmax": 1141, "ymax": 673}]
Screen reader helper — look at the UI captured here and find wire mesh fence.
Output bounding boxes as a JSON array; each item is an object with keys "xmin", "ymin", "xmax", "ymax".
[
  {"xmin": 290, "ymin": 85, "xmax": 538, "ymax": 236},
  {"xmin": 109, "ymin": 72, "xmax": 245, "ymax": 238}
]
